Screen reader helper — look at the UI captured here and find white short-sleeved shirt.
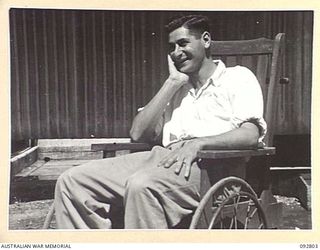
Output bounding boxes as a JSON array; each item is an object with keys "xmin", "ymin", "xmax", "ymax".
[{"xmin": 161, "ymin": 60, "xmax": 267, "ymax": 147}]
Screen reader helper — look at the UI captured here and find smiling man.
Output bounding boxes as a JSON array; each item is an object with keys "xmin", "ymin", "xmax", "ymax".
[{"xmin": 54, "ymin": 15, "xmax": 266, "ymax": 229}]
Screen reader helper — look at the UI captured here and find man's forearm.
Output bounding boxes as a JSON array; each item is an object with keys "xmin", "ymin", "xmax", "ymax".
[
  {"xmin": 157, "ymin": 122, "xmax": 261, "ymax": 178},
  {"xmin": 130, "ymin": 78, "xmax": 182, "ymax": 142},
  {"xmin": 193, "ymin": 122, "xmax": 260, "ymax": 151},
  {"xmin": 131, "ymin": 55, "xmax": 189, "ymax": 142}
]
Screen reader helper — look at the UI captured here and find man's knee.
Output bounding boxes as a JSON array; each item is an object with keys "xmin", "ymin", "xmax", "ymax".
[
  {"xmin": 125, "ymin": 171, "xmax": 157, "ymax": 196},
  {"xmin": 55, "ymin": 167, "xmax": 81, "ymax": 194}
]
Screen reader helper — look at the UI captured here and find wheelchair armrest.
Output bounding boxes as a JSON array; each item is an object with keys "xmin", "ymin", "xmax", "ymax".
[
  {"xmin": 91, "ymin": 143, "xmax": 275, "ymax": 160},
  {"xmin": 197, "ymin": 147, "xmax": 275, "ymax": 159},
  {"xmin": 91, "ymin": 142, "xmax": 152, "ymax": 152}
]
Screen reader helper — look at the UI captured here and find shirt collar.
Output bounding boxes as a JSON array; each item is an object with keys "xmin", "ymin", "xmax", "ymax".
[
  {"xmin": 207, "ymin": 59, "xmax": 226, "ymax": 87},
  {"xmin": 186, "ymin": 59, "xmax": 226, "ymax": 97}
]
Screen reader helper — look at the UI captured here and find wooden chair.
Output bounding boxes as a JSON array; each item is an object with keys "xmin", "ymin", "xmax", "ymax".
[{"xmin": 44, "ymin": 33, "xmax": 285, "ymax": 229}]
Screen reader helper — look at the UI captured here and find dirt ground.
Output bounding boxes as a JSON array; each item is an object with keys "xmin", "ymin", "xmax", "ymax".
[{"xmin": 8, "ymin": 195, "xmax": 311, "ymax": 230}]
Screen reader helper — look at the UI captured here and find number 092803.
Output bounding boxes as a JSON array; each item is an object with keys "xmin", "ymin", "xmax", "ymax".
[{"xmin": 300, "ymin": 244, "xmax": 318, "ymax": 248}]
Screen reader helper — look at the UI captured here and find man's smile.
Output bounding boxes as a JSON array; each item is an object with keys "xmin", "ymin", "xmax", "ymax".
[{"xmin": 175, "ymin": 58, "xmax": 189, "ymax": 68}]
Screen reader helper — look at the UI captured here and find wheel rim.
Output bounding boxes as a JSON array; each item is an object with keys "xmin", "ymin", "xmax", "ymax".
[
  {"xmin": 209, "ymin": 191, "xmax": 267, "ymax": 229},
  {"xmin": 190, "ymin": 176, "xmax": 268, "ymax": 229}
]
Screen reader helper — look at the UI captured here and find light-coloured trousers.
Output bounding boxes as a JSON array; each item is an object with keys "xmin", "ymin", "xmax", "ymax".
[{"xmin": 54, "ymin": 144, "xmax": 245, "ymax": 229}]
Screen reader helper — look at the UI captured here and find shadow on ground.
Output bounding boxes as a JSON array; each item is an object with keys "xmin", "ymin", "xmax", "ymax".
[{"xmin": 8, "ymin": 196, "xmax": 311, "ymax": 230}]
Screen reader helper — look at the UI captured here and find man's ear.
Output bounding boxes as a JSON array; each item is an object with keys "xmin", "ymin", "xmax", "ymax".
[{"xmin": 202, "ymin": 31, "xmax": 211, "ymax": 49}]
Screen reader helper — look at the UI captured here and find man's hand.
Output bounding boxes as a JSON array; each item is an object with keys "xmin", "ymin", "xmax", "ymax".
[
  {"xmin": 129, "ymin": 55, "xmax": 190, "ymax": 143},
  {"xmin": 167, "ymin": 55, "xmax": 189, "ymax": 87},
  {"xmin": 158, "ymin": 139, "xmax": 201, "ymax": 178}
]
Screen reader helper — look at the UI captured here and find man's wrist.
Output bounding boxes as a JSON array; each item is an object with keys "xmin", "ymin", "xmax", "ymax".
[
  {"xmin": 166, "ymin": 76, "xmax": 187, "ymax": 88},
  {"xmin": 193, "ymin": 137, "xmax": 217, "ymax": 151},
  {"xmin": 190, "ymin": 138, "xmax": 206, "ymax": 151}
]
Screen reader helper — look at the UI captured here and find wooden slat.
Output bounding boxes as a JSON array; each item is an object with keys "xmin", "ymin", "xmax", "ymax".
[
  {"xmin": 41, "ymin": 159, "xmax": 92, "ymax": 166},
  {"xmin": 240, "ymin": 55, "xmax": 255, "ymax": 73},
  {"xmin": 264, "ymin": 33, "xmax": 285, "ymax": 146},
  {"xmin": 256, "ymin": 54, "xmax": 269, "ymax": 106},
  {"xmin": 90, "ymin": 144, "xmax": 275, "ymax": 160},
  {"xmin": 224, "ymin": 56, "xmax": 237, "ymax": 67},
  {"xmin": 37, "ymin": 151, "xmax": 103, "ymax": 160},
  {"xmin": 38, "ymin": 138, "xmax": 130, "ymax": 148},
  {"xmin": 39, "ymin": 146, "xmax": 95, "ymax": 153},
  {"xmin": 91, "ymin": 142, "xmax": 151, "ymax": 152},
  {"xmin": 14, "ymin": 160, "xmax": 47, "ymax": 179},
  {"xmin": 15, "ymin": 159, "xmax": 91, "ymax": 181},
  {"xmin": 197, "ymin": 147, "xmax": 275, "ymax": 159},
  {"xmin": 34, "ymin": 160, "xmax": 90, "ymax": 180},
  {"xmin": 10, "ymin": 146, "xmax": 39, "ymax": 176},
  {"xmin": 37, "ymin": 139, "xmax": 131, "ymax": 160},
  {"xmin": 211, "ymin": 38, "xmax": 274, "ymax": 56}
]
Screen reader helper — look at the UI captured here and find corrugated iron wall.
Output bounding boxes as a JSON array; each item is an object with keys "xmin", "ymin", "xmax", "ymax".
[{"xmin": 10, "ymin": 9, "xmax": 313, "ymax": 140}]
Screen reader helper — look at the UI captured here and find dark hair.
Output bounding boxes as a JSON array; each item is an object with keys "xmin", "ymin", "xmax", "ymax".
[{"xmin": 165, "ymin": 15, "xmax": 210, "ymax": 36}]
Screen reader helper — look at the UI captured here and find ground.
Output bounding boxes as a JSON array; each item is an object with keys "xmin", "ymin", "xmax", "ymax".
[{"xmin": 8, "ymin": 195, "xmax": 311, "ymax": 230}]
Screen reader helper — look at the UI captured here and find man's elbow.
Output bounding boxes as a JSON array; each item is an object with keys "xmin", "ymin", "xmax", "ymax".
[
  {"xmin": 241, "ymin": 123, "xmax": 260, "ymax": 149},
  {"xmin": 247, "ymin": 135, "xmax": 259, "ymax": 149},
  {"xmin": 246, "ymin": 128, "xmax": 260, "ymax": 149},
  {"xmin": 130, "ymin": 127, "xmax": 143, "ymax": 142},
  {"xmin": 130, "ymin": 126, "xmax": 150, "ymax": 142}
]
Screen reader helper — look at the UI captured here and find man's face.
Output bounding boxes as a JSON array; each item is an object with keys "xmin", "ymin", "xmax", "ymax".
[{"xmin": 168, "ymin": 26, "xmax": 207, "ymax": 74}]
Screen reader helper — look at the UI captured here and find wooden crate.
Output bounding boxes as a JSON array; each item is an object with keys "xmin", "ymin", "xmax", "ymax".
[{"xmin": 10, "ymin": 138, "xmax": 130, "ymax": 202}]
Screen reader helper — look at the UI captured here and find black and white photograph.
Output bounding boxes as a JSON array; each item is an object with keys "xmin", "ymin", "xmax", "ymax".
[
  {"xmin": 1, "ymin": 2, "xmax": 318, "ymax": 245},
  {"xmin": 7, "ymin": 8, "xmax": 313, "ymax": 231}
]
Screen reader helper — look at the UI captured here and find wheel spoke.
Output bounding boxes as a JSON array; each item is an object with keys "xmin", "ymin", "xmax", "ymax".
[
  {"xmin": 223, "ymin": 187, "xmax": 231, "ymax": 197},
  {"xmin": 229, "ymin": 217, "xmax": 234, "ymax": 229},
  {"xmin": 209, "ymin": 205, "xmax": 224, "ymax": 229},
  {"xmin": 244, "ymin": 200, "xmax": 252, "ymax": 229},
  {"xmin": 220, "ymin": 209, "xmax": 224, "ymax": 229},
  {"xmin": 192, "ymin": 178, "xmax": 267, "ymax": 230},
  {"xmin": 248, "ymin": 207, "xmax": 258, "ymax": 220},
  {"xmin": 245, "ymin": 206, "xmax": 258, "ymax": 229},
  {"xmin": 220, "ymin": 214, "xmax": 223, "ymax": 229},
  {"xmin": 233, "ymin": 195, "xmax": 241, "ymax": 229}
]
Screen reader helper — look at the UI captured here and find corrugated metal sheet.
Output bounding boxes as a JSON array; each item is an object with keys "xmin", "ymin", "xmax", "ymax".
[
  {"xmin": 260, "ymin": 11, "xmax": 313, "ymax": 135},
  {"xmin": 10, "ymin": 9, "xmax": 313, "ymax": 140}
]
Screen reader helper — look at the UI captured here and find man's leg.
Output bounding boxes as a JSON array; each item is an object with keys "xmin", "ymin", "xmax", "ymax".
[
  {"xmin": 54, "ymin": 146, "xmax": 172, "ymax": 229},
  {"xmin": 123, "ymin": 156, "xmax": 247, "ymax": 229},
  {"xmin": 124, "ymin": 159, "xmax": 202, "ymax": 229}
]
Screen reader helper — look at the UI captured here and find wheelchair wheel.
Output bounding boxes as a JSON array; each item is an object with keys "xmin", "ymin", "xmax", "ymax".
[
  {"xmin": 189, "ymin": 176, "xmax": 268, "ymax": 229},
  {"xmin": 43, "ymin": 203, "xmax": 55, "ymax": 229}
]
